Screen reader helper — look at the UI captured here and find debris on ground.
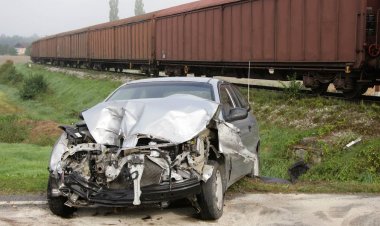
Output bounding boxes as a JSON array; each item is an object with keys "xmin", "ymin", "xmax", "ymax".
[
  {"xmin": 288, "ymin": 161, "xmax": 310, "ymax": 183},
  {"xmin": 344, "ymin": 137, "xmax": 362, "ymax": 149}
]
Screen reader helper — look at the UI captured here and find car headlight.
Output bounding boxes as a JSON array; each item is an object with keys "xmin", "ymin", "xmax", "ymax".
[{"xmin": 49, "ymin": 133, "xmax": 68, "ymax": 175}]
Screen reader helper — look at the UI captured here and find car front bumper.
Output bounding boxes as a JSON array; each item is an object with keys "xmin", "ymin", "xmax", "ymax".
[{"xmin": 48, "ymin": 174, "xmax": 201, "ymax": 207}]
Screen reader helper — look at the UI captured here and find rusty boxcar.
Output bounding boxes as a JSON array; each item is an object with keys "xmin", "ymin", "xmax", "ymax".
[
  {"xmin": 155, "ymin": 0, "xmax": 380, "ymax": 98},
  {"xmin": 87, "ymin": 13, "xmax": 156, "ymax": 72},
  {"xmin": 31, "ymin": 0, "xmax": 380, "ymax": 98}
]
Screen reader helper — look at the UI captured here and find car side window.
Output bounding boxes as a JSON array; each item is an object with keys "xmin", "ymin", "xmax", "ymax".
[
  {"xmin": 231, "ymin": 85, "xmax": 250, "ymax": 109},
  {"xmin": 219, "ymin": 85, "xmax": 236, "ymax": 117}
]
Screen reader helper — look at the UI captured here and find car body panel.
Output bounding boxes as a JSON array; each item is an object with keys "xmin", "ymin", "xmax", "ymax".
[{"xmin": 48, "ymin": 77, "xmax": 259, "ymax": 209}]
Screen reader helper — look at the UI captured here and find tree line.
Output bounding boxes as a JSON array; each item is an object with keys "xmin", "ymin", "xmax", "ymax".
[
  {"xmin": 1, "ymin": 0, "xmax": 146, "ymax": 55},
  {"xmin": 109, "ymin": 0, "xmax": 145, "ymax": 22},
  {"xmin": 0, "ymin": 34, "xmax": 38, "ymax": 56}
]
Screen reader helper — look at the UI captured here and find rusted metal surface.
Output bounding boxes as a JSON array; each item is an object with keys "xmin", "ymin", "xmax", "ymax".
[
  {"xmin": 47, "ymin": 38, "xmax": 57, "ymax": 58},
  {"xmin": 87, "ymin": 14, "xmax": 154, "ymax": 61},
  {"xmin": 89, "ymin": 28, "xmax": 115, "ymax": 60},
  {"xmin": 70, "ymin": 32, "xmax": 87, "ymax": 59},
  {"xmin": 30, "ymin": 0, "xmax": 376, "ymax": 75},
  {"xmin": 31, "ymin": 41, "xmax": 39, "ymax": 58},
  {"xmin": 39, "ymin": 38, "xmax": 57, "ymax": 59},
  {"xmin": 156, "ymin": 6, "xmax": 223, "ymax": 62},
  {"xmin": 156, "ymin": 0, "xmax": 362, "ymax": 65},
  {"xmin": 155, "ymin": 0, "xmax": 240, "ymax": 18},
  {"xmin": 57, "ymin": 36, "xmax": 71, "ymax": 58}
]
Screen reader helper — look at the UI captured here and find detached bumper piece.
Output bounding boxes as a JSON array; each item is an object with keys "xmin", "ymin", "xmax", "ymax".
[{"xmin": 63, "ymin": 173, "xmax": 201, "ymax": 206}]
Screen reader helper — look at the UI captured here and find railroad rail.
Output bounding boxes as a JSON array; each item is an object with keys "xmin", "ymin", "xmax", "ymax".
[
  {"xmin": 231, "ymin": 82, "xmax": 380, "ymax": 104},
  {"xmin": 119, "ymin": 69, "xmax": 380, "ymax": 104},
  {"xmin": 43, "ymin": 65, "xmax": 380, "ymax": 104}
]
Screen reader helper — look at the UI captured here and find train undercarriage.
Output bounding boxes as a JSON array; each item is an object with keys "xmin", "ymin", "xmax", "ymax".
[{"xmin": 32, "ymin": 56, "xmax": 380, "ymax": 99}]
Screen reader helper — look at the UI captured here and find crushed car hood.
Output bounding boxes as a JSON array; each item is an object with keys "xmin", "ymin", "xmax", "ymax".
[{"xmin": 82, "ymin": 94, "xmax": 220, "ymax": 147}]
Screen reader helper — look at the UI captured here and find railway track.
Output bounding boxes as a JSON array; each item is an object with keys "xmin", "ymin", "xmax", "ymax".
[
  {"xmin": 44, "ymin": 66, "xmax": 380, "ymax": 104},
  {"xmin": 231, "ymin": 82, "xmax": 380, "ymax": 104},
  {"xmin": 120, "ymin": 69, "xmax": 380, "ymax": 104}
]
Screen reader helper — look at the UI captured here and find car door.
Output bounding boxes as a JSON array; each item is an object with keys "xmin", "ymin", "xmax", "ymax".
[
  {"xmin": 219, "ymin": 84, "xmax": 256, "ymax": 184},
  {"xmin": 230, "ymin": 85, "xmax": 260, "ymax": 154}
]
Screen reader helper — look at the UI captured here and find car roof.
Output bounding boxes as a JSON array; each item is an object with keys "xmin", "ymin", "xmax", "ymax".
[{"xmin": 127, "ymin": 77, "xmax": 222, "ymax": 85}]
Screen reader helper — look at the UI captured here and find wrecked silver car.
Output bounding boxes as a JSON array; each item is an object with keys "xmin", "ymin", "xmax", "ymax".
[{"xmin": 47, "ymin": 77, "xmax": 260, "ymax": 220}]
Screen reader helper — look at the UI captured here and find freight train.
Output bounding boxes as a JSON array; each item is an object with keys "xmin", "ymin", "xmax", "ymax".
[{"xmin": 31, "ymin": 0, "xmax": 380, "ymax": 98}]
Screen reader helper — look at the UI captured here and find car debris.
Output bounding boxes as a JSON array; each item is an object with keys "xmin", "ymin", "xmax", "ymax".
[
  {"xmin": 344, "ymin": 137, "xmax": 362, "ymax": 149},
  {"xmin": 288, "ymin": 161, "xmax": 310, "ymax": 183},
  {"xmin": 47, "ymin": 78, "xmax": 260, "ymax": 220}
]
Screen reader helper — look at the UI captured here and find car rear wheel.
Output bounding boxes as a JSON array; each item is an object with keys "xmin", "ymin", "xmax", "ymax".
[
  {"xmin": 197, "ymin": 160, "xmax": 224, "ymax": 220},
  {"xmin": 47, "ymin": 177, "xmax": 76, "ymax": 218}
]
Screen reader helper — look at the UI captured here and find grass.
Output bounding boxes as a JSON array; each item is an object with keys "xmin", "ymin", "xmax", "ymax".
[
  {"xmin": 239, "ymin": 88, "xmax": 380, "ymax": 192},
  {"xmin": 0, "ymin": 143, "xmax": 50, "ymax": 194},
  {"xmin": 258, "ymin": 125, "xmax": 316, "ymax": 179},
  {"xmin": 16, "ymin": 64, "xmax": 122, "ymax": 123},
  {"xmin": 0, "ymin": 63, "xmax": 122, "ymax": 194},
  {"xmin": 0, "ymin": 63, "xmax": 122, "ymax": 147},
  {"xmin": 0, "ymin": 91, "xmax": 19, "ymax": 114}
]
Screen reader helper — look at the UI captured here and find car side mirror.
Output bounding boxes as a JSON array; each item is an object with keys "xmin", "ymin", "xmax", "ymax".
[
  {"xmin": 226, "ymin": 108, "xmax": 248, "ymax": 122},
  {"xmin": 79, "ymin": 109, "xmax": 88, "ymax": 120}
]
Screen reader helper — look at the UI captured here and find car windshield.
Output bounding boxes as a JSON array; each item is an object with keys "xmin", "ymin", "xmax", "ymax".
[{"xmin": 106, "ymin": 81, "xmax": 214, "ymax": 101}]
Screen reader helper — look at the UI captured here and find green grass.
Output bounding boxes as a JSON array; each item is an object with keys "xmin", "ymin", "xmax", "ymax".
[
  {"xmin": 242, "ymin": 88, "xmax": 380, "ymax": 192},
  {"xmin": 0, "ymin": 115, "xmax": 28, "ymax": 143},
  {"xmin": 0, "ymin": 63, "xmax": 123, "ymax": 194},
  {"xmin": 258, "ymin": 125, "xmax": 316, "ymax": 179},
  {"xmin": 0, "ymin": 63, "xmax": 122, "ymax": 146},
  {"xmin": 304, "ymin": 138, "xmax": 380, "ymax": 183},
  {"xmin": 16, "ymin": 64, "xmax": 122, "ymax": 123},
  {"xmin": 0, "ymin": 143, "xmax": 50, "ymax": 194}
]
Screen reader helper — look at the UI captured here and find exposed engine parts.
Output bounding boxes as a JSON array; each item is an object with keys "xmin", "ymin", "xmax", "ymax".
[{"xmin": 55, "ymin": 125, "xmax": 217, "ymax": 206}]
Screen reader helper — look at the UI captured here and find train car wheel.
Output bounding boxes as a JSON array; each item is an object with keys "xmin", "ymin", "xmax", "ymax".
[
  {"xmin": 311, "ymin": 83, "xmax": 329, "ymax": 95},
  {"xmin": 343, "ymin": 85, "xmax": 368, "ymax": 99}
]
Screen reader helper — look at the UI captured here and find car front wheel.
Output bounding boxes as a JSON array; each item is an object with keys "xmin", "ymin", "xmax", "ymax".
[
  {"xmin": 47, "ymin": 177, "xmax": 76, "ymax": 218},
  {"xmin": 197, "ymin": 160, "xmax": 225, "ymax": 220}
]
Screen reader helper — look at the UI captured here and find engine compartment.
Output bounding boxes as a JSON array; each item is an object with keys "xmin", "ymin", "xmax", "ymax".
[{"xmin": 54, "ymin": 122, "xmax": 216, "ymax": 206}]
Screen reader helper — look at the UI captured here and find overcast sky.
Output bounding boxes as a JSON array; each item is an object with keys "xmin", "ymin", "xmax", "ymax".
[{"xmin": 0, "ymin": 0, "xmax": 197, "ymax": 37}]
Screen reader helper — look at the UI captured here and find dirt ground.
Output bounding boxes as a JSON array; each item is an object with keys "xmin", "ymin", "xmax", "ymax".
[
  {"xmin": 1, "ymin": 193, "xmax": 379, "ymax": 226},
  {"xmin": 0, "ymin": 55, "xmax": 30, "ymax": 65}
]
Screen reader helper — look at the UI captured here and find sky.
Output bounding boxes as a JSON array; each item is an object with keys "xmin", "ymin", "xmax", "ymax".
[{"xmin": 0, "ymin": 0, "xmax": 197, "ymax": 37}]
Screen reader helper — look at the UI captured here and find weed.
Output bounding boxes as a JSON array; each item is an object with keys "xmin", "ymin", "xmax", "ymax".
[
  {"xmin": 280, "ymin": 74, "xmax": 304, "ymax": 99},
  {"xmin": 317, "ymin": 124, "xmax": 336, "ymax": 136},
  {"xmin": 0, "ymin": 60, "xmax": 13, "ymax": 74},
  {"xmin": 0, "ymin": 60, "xmax": 23, "ymax": 85},
  {"xmin": 0, "ymin": 115, "xmax": 28, "ymax": 143},
  {"xmin": 357, "ymin": 140, "xmax": 380, "ymax": 174},
  {"xmin": 19, "ymin": 74, "xmax": 48, "ymax": 100}
]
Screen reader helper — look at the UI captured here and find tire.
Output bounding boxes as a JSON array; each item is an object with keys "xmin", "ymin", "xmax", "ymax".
[
  {"xmin": 47, "ymin": 177, "xmax": 76, "ymax": 218},
  {"xmin": 311, "ymin": 83, "xmax": 329, "ymax": 95},
  {"xmin": 343, "ymin": 84, "xmax": 369, "ymax": 99},
  {"xmin": 197, "ymin": 160, "xmax": 225, "ymax": 220}
]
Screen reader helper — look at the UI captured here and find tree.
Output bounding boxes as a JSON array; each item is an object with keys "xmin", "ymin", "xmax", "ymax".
[
  {"xmin": 109, "ymin": 0, "xmax": 119, "ymax": 22},
  {"xmin": 8, "ymin": 47, "xmax": 17, "ymax": 56},
  {"xmin": 0, "ymin": 44, "xmax": 17, "ymax": 56},
  {"xmin": 134, "ymin": 0, "xmax": 145, "ymax": 16},
  {"xmin": 25, "ymin": 45, "xmax": 31, "ymax": 56}
]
